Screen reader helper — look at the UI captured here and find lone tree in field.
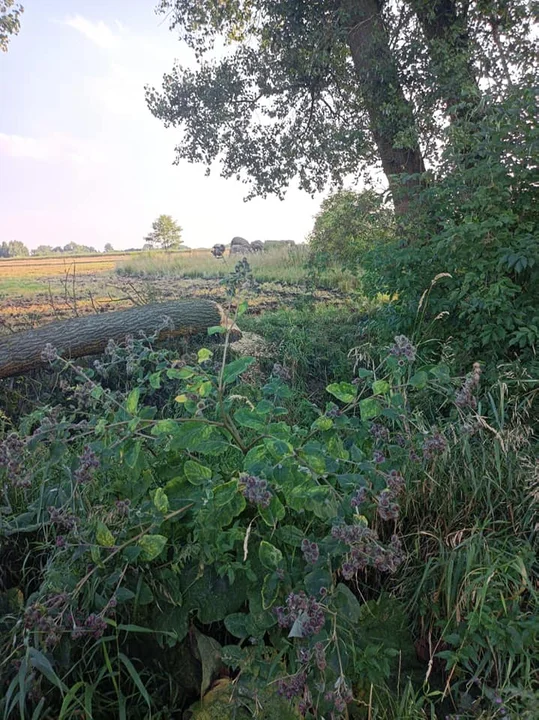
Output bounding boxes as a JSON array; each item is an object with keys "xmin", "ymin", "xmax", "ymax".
[{"xmin": 144, "ymin": 215, "xmax": 183, "ymax": 251}]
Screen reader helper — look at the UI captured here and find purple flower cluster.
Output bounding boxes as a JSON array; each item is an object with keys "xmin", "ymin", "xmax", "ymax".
[
  {"xmin": 0, "ymin": 432, "xmax": 29, "ymax": 488},
  {"xmin": 332, "ymin": 523, "xmax": 404, "ymax": 577},
  {"xmin": 301, "ymin": 539, "xmax": 320, "ymax": 564},
  {"xmin": 350, "ymin": 486, "xmax": 368, "ymax": 509},
  {"xmin": 455, "ymin": 362, "xmax": 482, "ymax": 409},
  {"xmin": 24, "ymin": 594, "xmax": 69, "ymax": 650},
  {"xmin": 324, "ymin": 685, "xmax": 354, "ymax": 715},
  {"xmin": 389, "ymin": 335, "xmax": 416, "ymax": 363},
  {"xmin": 71, "ymin": 613, "xmax": 108, "ymax": 640},
  {"xmin": 275, "ymin": 591, "xmax": 326, "ymax": 637},
  {"xmin": 115, "ymin": 499, "xmax": 131, "ymax": 517},
  {"xmin": 241, "ymin": 474, "xmax": 272, "ymax": 508},
  {"xmin": 377, "ymin": 490, "xmax": 399, "ymax": 521},
  {"xmin": 422, "ymin": 431, "xmax": 447, "ymax": 460},
  {"xmin": 277, "ymin": 671, "xmax": 306, "ymax": 700},
  {"xmin": 314, "ymin": 641, "xmax": 327, "ymax": 671},
  {"xmin": 370, "ymin": 423, "xmax": 390, "ymax": 444},
  {"xmin": 387, "ymin": 469, "xmax": 405, "ymax": 495},
  {"xmin": 74, "ymin": 446, "xmax": 100, "ymax": 484},
  {"xmin": 48, "ymin": 506, "xmax": 77, "ymax": 531},
  {"xmin": 373, "ymin": 450, "xmax": 386, "ymax": 464}
]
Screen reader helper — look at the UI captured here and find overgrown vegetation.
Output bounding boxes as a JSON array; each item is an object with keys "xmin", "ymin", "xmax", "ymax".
[
  {"xmin": 1, "ymin": 0, "xmax": 538, "ymax": 717},
  {"xmin": 1, "ymin": 261, "xmax": 537, "ymax": 718},
  {"xmin": 116, "ymin": 245, "xmax": 359, "ymax": 291}
]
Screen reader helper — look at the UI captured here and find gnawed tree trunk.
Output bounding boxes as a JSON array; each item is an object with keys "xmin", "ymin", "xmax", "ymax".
[
  {"xmin": 344, "ymin": 0, "xmax": 425, "ymax": 215},
  {"xmin": 0, "ymin": 300, "xmax": 230, "ymax": 379}
]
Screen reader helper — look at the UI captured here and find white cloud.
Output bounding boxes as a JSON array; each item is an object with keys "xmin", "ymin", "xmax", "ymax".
[
  {"xmin": 64, "ymin": 15, "xmax": 121, "ymax": 49},
  {"xmin": 0, "ymin": 132, "xmax": 106, "ymax": 164}
]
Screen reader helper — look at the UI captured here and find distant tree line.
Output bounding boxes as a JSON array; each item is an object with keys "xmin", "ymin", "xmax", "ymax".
[{"xmin": 0, "ymin": 241, "xmax": 119, "ymax": 258}]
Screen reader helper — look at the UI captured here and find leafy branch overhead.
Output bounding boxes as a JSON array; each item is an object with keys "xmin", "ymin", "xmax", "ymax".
[{"xmin": 0, "ymin": 0, "xmax": 23, "ymax": 52}]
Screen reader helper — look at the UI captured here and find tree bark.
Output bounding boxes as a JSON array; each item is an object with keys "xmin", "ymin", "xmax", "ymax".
[
  {"xmin": 0, "ymin": 300, "xmax": 230, "ymax": 379},
  {"xmin": 344, "ymin": 0, "xmax": 425, "ymax": 215}
]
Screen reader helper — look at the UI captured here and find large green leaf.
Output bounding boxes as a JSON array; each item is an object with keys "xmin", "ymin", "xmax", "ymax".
[
  {"xmin": 326, "ymin": 382, "xmax": 357, "ymax": 404},
  {"xmin": 261, "ymin": 572, "xmax": 280, "ymax": 610},
  {"xmin": 258, "ymin": 540, "xmax": 283, "ymax": 570},
  {"xmin": 125, "ymin": 387, "xmax": 141, "ymax": 415},
  {"xmin": 184, "ymin": 460, "xmax": 212, "ymax": 485},
  {"xmin": 222, "ymin": 357, "xmax": 256, "ymax": 385},
  {"xmin": 138, "ymin": 534, "xmax": 167, "ymax": 562}
]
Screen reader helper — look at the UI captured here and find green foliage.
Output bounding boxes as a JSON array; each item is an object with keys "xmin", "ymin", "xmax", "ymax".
[
  {"xmin": 144, "ymin": 214, "xmax": 183, "ymax": 251},
  {"xmin": 308, "ymin": 189, "xmax": 395, "ymax": 271},
  {"xmin": 0, "ymin": 0, "xmax": 22, "ymax": 52},
  {"xmin": 0, "ymin": 239, "xmax": 29, "ymax": 257},
  {"xmin": 363, "ymin": 85, "xmax": 539, "ymax": 367},
  {"xmin": 1, "ymin": 306, "xmax": 536, "ymax": 718}
]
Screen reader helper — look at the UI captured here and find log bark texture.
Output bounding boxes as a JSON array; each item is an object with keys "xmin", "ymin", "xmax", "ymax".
[{"xmin": 0, "ymin": 300, "xmax": 227, "ymax": 379}]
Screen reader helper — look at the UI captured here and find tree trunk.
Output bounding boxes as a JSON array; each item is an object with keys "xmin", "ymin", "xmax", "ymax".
[
  {"xmin": 407, "ymin": 0, "xmax": 481, "ymax": 121},
  {"xmin": 344, "ymin": 0, "xmax": 425, "ymax": 215},
  {"xmin": 0, "ymin": 300, "xmax": 230, "ymax": 379}
]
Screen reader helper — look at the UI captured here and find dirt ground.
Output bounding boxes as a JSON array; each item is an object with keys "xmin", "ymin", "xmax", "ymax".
[{"xmin": 0, "ymin": 260, "xmax": 344, "ymax": 336}]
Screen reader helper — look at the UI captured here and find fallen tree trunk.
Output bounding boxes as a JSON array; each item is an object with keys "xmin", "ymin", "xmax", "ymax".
[{"xmin": 0, "ymin": 300, "xmax": 230, "ymax": 379}]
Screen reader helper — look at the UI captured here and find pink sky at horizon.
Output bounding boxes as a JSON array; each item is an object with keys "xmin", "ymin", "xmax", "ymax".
[{"xmin": 0, "ymin": 1, "xmax": 331, "ymax": 252}]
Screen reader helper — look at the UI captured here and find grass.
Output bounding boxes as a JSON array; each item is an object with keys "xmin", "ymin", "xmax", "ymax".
[{"xmin": 116, "ymin": 246, "xmax": 360, "ymax": 290}]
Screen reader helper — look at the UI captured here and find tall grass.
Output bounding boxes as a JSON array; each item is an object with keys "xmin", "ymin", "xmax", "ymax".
[{"xmin": 115, "ymin": 246, "xmax": 359, "ymax": 290}]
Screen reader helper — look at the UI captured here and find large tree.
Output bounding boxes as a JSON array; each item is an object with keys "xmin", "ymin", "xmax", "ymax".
[
  {"xmin": 147, "ymin": 1, "xmax": 537, "ymax": 216},
  {"xmin": 147, "ymin": 0, "xmax": 426, "ymax": 215}
]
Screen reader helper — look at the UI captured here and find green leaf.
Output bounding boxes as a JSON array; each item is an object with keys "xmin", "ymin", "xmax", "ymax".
[
  {"xmin": 278, "ymin": 525, "xmax": 304, "ymax": 547},
  {"xmin": 211, "ymin": 480, "xmax": 246, "ymax": 526},
  {"xmin": 237, "ymin": 299, "xmax": 249, "ymax": 316},
  {"xmin": 326, "ymin": 382, "xmax": 357, "ymax": 404},
  {"xmin": 192, "ymin": 627, "xmax": 223, "ymax": 697},
  {"xmin": 184, "ymin": 460, "xmax": 212, "ymax": 485},
  {"xmin": 222, "ymin": 357, "xmax": 256, "ymax": 385},
  {"xmin": 207, "ymin": 325, "xmax": 227, "ymax": 335},
  {"xmin": 409, "ymin": 371, "xmax": 428, "ymax": 389},
  {"xmin": 126, "ymin": 387, "xmax": 140, "ymax": 415},
  {"xmin": 96, "ymin": 522, "xmax": 115, "ymax": 548},
  {"xmin": 304, "ymin": 568, "xmax": 332, "ymax": 596},
  {"xmin": 311, "ymin": 416, "xmax": 334, "ymax": 431},
  {"xmin": 224, "ymin": 613, "xmax": 250, "ymax": 639},
  {"xmin": 334, "ymin": 583, "xmax": 361, "ymax": 623},
  {"xmin": 258, "ymin": 540, "xmax": 283, "ymax": 570},
  {"xmin": 167, "ymin": 367, "xmax": 195, "ymax": 379},
  {"xmin": 153, "ymin": 487, "xmax": 169, "ymax": 514},
  {"xmin": 151, "ymin": 419, "xmax": 178, "ymax": 435},
  {"xmin": 261, "ymin": 572, "xmax": 280, "ymax": 610},
  {"xmin": 197, "ymin": 348, "xmax": 213, "ymax": 363},
  {"xmin": 198, "ymin": 380, "xmax": 213, "ymax": 397},
  {"xmin": 259, "ymin": 495, "xmax": 286, "ymax": 526},
  {"xmin": 234, "ymin": 408, "xmax": 266, "ymax": 431},
  {"xmin": 148, "ymin": 372, "xmax": 161, "ymax": 389},
  {"xmin": 372, "ymin": 379, "xmax": 390, "ymax": 395},
  {"xmin": 359, "ymin": 397, "xmax": 382, "ymax": 420},
  {"xmin": 118, "ymin": 654, "xmax": 151, "ymax": 711},
  {"xmin": 138, "ymin": 534, "xmax": 167, "ymax": 562}
]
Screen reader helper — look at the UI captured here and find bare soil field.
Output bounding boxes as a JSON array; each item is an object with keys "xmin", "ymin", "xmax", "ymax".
[{"xmin": 0, "ymin": 253, "xmax": 345, "ymax": 336}]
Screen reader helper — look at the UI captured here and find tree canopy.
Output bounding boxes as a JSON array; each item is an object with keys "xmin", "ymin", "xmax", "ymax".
[
  {"xmin": 147, "ymin": 0, "xmax": 537, "ymax": 213},
  {"xmin": 144, "ymin": 214, "xmax": 183, "ymax": 251}
]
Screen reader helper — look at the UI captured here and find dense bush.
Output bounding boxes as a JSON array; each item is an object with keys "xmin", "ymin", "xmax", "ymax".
[
  {"xmin": 308, "ymin": 190, "xmax": 395, "ymax": 272},
  {"xmin": 362, "ymin": 86, "xmax": 539, "ymax": 368},
  {"xmin": 1, "ymin": 305, "xmax": 536, "ymax": 718}
]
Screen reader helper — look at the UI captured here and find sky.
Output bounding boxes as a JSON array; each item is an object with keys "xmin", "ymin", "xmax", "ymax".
[{"xmin": 0, "ymin": 0, "xmax": 327, "ymax": 251}]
